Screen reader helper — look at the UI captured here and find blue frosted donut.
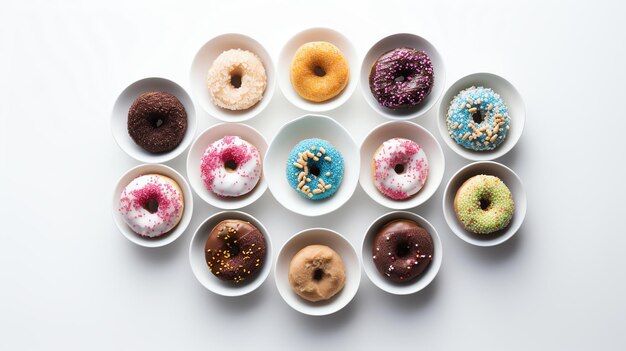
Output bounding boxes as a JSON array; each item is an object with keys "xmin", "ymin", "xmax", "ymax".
[
  {"xmin": 285, "ymin": 138, "xmax": 344, "ymax": 200},
  {"xmin": 446, "ymin": 86, "xmax": 511, "ymax": 151}
]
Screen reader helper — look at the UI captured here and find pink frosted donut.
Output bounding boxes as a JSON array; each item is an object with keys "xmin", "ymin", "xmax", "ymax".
[
  {"xmin": 372, "ymin": 138, "xmax": 429, "ymax": 200},
  {"xmin": 200, "ymin": 136, "xmax": 262, "ymax": 197},
  {"xmin": 118, "ymin": 174, "xmax": 184, "ymax": 237}
]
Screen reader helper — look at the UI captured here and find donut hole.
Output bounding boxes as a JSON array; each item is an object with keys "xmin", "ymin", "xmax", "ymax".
[
  {"xmin": 312, "ymin": 268, "xmax": 324, "ymax": 281},
  {"xmin": 143, "ymin": 199, "xmax": 159, "ymax": 214},
  {"xmin": 313, "ymin": 66, "xmax": 326, "ymax": 77},
  {"xmin": 229, "ymin": 66, "xmax": 243, "ymax": 89},
  {"xmin": 230, "ymin": 74, "xmax": 242, "ymax": 89},
  {"xmin": 309, "ymin": 164, "xmax": 321, "ymax": 177},
  {"xmin": 472, "ymin": 110, "xmax": 484, "ymax": 124},
  {"xmin": 147, "ymin": 112, "xmax": 166, "ymax": 128},
  {"xmin": 224, "ymin": 159, "xmax": 238, "ymax": 173},
  {"xmin": 394, "ymin": 164, "xmax": 405, "ymax": 174},
  {"xmin": 227, "ymin": 242, "xmax": 240, "ymax": 257},
  {"xmin": 395, "ymin": 241, "xmax": 411, "ymax": 258},
  {"xmin": 394, "ymin": 70, "xmax": 412, "ymax": 83},
  {"xmin": 480, "ymin": 197, "xmax": 491, "ymax": 210}
]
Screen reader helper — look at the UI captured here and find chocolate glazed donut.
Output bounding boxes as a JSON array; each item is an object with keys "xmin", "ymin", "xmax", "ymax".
[
  {"xmin": 127, "ymin": 92, "xmax": 187, "ymax": 153},
  {"xmin": 369, "ymin": 48, "xmax": 434, "ymax": 109},
  {"xmin": 372, "ymin": 219, "xmax": 433, "ymax": 282},
  {"xmin": 205, "ymin": 219, "xmax": 266, "ymax": 283}
]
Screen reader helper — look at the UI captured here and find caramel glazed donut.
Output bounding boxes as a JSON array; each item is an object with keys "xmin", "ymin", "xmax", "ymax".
[
  {"xmin": 289, "ymin": 41, "xmax": 349, "ymax": 102},
  {"xmin": 288, "ymin": 245, "xmax": 346, "ymax": 302}
]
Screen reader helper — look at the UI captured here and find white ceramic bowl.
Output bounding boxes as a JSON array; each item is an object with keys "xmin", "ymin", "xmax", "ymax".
[
  {"xmin": 362, "ymin": 211, "xmax": 442, "ymax": 295},
  {"xmin": 189, "ymin": 33, "xmax": 275, "ymax": 122},
  {"xmin": 112, "ymin": 164, "xmax": 194, "ymax": 248},
  {"xmin": 359, "ymin": 121, "xmax": 445, "ymax": 209},
  {"xmin": 442, "ymin": 161, "xmax": 527, "ymax": 247},
  {"xmin": 437, "ymin": 72, "xmax": 525, "ymax": 160},
  {"xmin": 111, "ymin": 77, "xmax": 197, "ymax": 163},
  {"xmin": 360, "ymin": 33, "xmax": 446, "ymax": 120},
  {"xmin": 274, "ymin": 228, "xmax": 360, "ymax": 316},
  {"xmin": 187, "ymin": 123, "xmax": 267, "ymax": 210},
  {"xmin": 278, "ymin": 27, "xmax": 359, "ymax": 112},
  {"xmin": 189, "ymin": 211, "xmax": 272, "ymax": 297},
  {"xmin": 264, "ymin": 114, "xmax": 359, "ymax": 216}
]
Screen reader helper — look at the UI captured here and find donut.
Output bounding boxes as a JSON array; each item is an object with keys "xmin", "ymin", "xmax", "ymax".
[
  {"xmin": 200, "ymin": 136, "xmax": 262, "ymax": 197},
  {"xmin": 369, "ymin": 48, "xmax": 434, "ymax": 109},
  {"xmin": 285, "ymin": 138, "xmax": 344, "ymax": 200},
  {"xmin": 127, "ymin": 92, "xmax": 187, "ymax": 153},
  {"xmin": 288, "ymin": 245, "xmax": 346, "ymax": 302},
  {"xmin": 454, "ymin": 175, "xmax": 515, "ymax": 234},
  {"xmin": 372, "ymin": 138, "xmax": 429, "ymax": 200},
  {"xmin": 289, "ymin": 42, "xmax": 349, "ymax": 102},
  {"xmin": 446, "ymin": 86, "xmax": 511, "ymax": 151},
  {"xmin": 207, "ymin": 49, "xmax": 267, "ymax": 110},
  {"xmin": 118, "ymin": 174, "xmax": 184, "ymax": 237},
  {"xmin": 205, "ymin": 219, "xmax": 266, "ymax": 283},
  {"xmin": 372, "ymin": 219, "xmax": 433, "ymax": 282}
]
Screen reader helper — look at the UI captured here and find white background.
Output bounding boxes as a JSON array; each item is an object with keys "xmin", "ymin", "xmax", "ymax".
[{"xmin": 2, "ymin": 0, "xmax": 625, "ymax": 349}]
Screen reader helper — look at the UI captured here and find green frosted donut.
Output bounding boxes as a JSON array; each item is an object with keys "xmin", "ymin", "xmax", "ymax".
[{"xmin": 454, "ymin": 175, "xmax": 514, "ymax": 234}]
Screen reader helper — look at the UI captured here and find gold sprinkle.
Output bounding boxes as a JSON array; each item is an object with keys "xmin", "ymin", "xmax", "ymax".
[
  {"xmin": 302, "ymin": 153, "xmax": 308, "ymax": 161},
  {"xmin": 316, "ymin": 152, "xmax": 322, "ymax": 157},
  {"xmin": 324, "ymin": 156, "xmax": 332, "ymax": 162},
  {"xmin": 493, "ymin": 126, "xmax": 500, "ymax": 134},
  {"xmin": 318, "ymin": 178, "xmax": 326, "ymax": 186},
  {"xmin": 490, "ymin": 134, "xmax": 498, "ymax": 142},
  {"xmin": 293, "ymin": 162, "xmax": 303, "ymax": 169},
  {"xmin": 297, "ymin": 158, "xmax": 306, "ymax": 166},
  {"xmin": 307, "ymin": 192, "xmax": 313, "ymax": 198},
  {"xmin": 306, "ymin": 178, "xmax": 311, "ymax": 182},
  {"xmin": 297, "ymin": 172, "xmax": 306, "ymax": 181},
  {"xmin": 468, "ymin": 107, "xmax": 477, "ymax": 113},
  {"xmin": 467, "ymin": 98, "xmax": 473, "ymax": 105},
  {"xmin": 452, "ymin": 121, "xmax": 458, "ymax": 129},
  {"xmin": 313, "ymin": 156, "xmax": 319, "ymax": 161},
  {"xmin": 462, "ymin": 132, "xmax": 470, "ymax": 141},
  {"xmin": 458, "ymin": 124, "xmax": 463, "ymax": 129},
  {"xmin": 313, "ymin": 189, "xmax": 322, "ymax": 194},
  {"xmin": 488, "ymin": 104, "xmax": 493, "ymax": 110},
  {"xmin": 297, "ymin": 180, "xmax": 305, "ymax": 189},
  {"xmin": 325, "ymin": 172, "xmax": 331, "ymax": 176},
  {"xmin": 484, "ymin": 141, "xmax": 490, "ymax": 145},
  {"xmin": 476, "ymin": 98, "xmax": 482, "ymax": 104},
  {"xmin": 311, "ymin": 146, "xmax": 316, "ymax": 150},
  {"xmin": 319, "ymin": 147, "xmax": 326, "ymax": 154},
  {"xmin": 325, "ymin": 184, "xmax": 332, "ymax": 190}
]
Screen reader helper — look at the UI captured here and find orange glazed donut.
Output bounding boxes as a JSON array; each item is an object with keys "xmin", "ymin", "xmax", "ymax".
[{"xmin": 289, "ymin": 41, "xmax": 349, "ymax": 102}]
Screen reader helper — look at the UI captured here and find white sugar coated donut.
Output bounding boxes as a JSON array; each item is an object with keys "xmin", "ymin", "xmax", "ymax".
[
  {"xmin": 200, "ymin": 136, "xmax": 262, "ymax": 197},
  {"xmin": 118, "ymin": 174, "xmax": 184, "ymax": 237},
  {"xmin": 372, "ymin": 138, "xmax": 429, "ymax": 200},
  {"xmin": 207, "ymin": 49, "xmax": 267, "ymax": 110}
]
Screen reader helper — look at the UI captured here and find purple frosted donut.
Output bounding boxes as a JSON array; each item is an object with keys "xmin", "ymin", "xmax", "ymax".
[{"xmin": 369, "ymin": 48, "xmax": 434, "ymax": 109}]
